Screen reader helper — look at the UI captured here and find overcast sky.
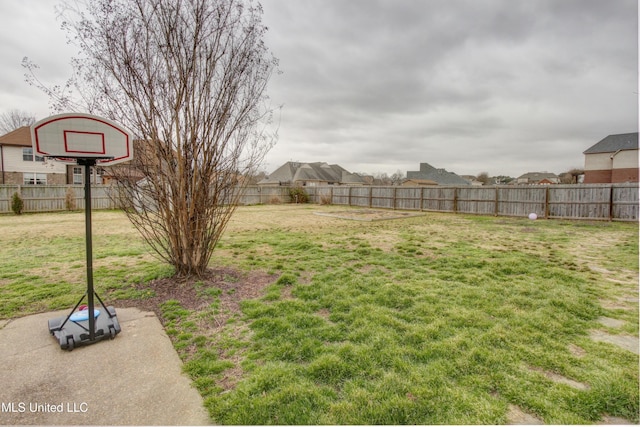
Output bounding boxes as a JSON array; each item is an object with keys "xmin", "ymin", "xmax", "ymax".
[{"xmin": 1, "ymin": 0, "xmax": 637, "ymax": 177}]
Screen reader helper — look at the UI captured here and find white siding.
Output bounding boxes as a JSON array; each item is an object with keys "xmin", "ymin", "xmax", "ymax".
[
  {"xmin": 584, "ymin": 153, "xmax": 612, "ymax": 171},
  {"xmin": 612, "ymin": 150, "xmax": 638, "ymax": 169},
  {"xmin": 3, "ymin": 146, "xmax": 67, "ymax": 173},
  {"xmin": 585, "ymin": 150, "xmax": 639, "ymax": 171}
]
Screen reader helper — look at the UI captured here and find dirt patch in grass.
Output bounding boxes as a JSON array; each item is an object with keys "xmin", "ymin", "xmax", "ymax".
[
  {"xmin": 506, "ymin": 404, "xmax": 544, "ymax": 425},
  {"xmin": 599, "ymin": 415, "xmax": 636, "ymax": 424},
  {"xmin": 117, "ymin": 267, "xmax": 277, "ymax": 319},
  {"xmin": 598, "ymin": 316, "xmax": 627, "ymax": 329},
  {"xmin": 589, "ymin": 330, "xmax": 640, "ymax": 354},
  {"xmin": 600, "ymin": 299, "xmax": 635, "ymax": 310},
  {"xmin": 528, "ymin": 365, "xmax": 590, "ymax": 390},
  {"xmin": 568, "ymin": 343, "xmax": 587, "ymax": 357},
  {"xmin": 313, "ymin": 209, "xmax": 425, "ymax": 221}
]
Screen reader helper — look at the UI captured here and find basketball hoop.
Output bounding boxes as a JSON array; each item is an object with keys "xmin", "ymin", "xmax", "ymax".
[
  {"xmin": 32, "ymin": 113, "xmax": 133, "ymax": 350},
  {"xmin": 31, "ymin": 113, "xmax": 133, "ymax": 165}
]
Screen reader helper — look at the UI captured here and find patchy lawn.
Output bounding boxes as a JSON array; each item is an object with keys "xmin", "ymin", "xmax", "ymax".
[{"xmin": 0, "ymin": 205, "xmax": 637, "ymax": 424}]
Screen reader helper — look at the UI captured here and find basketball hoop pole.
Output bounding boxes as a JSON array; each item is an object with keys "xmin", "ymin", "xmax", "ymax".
[{"xmin": 78, "ymin": 158, "xmax": 97, "ymax": 341}]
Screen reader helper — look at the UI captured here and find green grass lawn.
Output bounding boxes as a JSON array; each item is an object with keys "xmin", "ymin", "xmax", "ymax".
[{"xmin": 0, "ymin": 206, "xmax": 638, "ymax": 424}]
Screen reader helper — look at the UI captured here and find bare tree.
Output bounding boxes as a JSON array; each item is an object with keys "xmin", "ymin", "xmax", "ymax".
[
  {"xmin": 559, "ymin": 168, "xmax": 584, "ymax": 184},
  {"xmin": 476, "ymin": 172, "xmax": 490, "ymax": 185},
  {"xmin": 25, "ymin": 0, "xmax": 278, "ymax": 277},
  {"xmin": 390, "ymin": 169, "xmax": 405, "ymax": 186},
  {"xmin": 0, "ymin": 110, "xmax": 36, "ymax": 134},
  {"xmin": 372, "ymin": 172, "xmax": 391, "ymax": 185}
]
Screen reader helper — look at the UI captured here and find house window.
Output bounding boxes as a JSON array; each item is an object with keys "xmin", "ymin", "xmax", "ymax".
[
  {"xmin": 22, "ymin": 148, "xmax": 44, "ymax": 162},
  {"xmin": 23, "ymin": 173, "xmax": 47, "ymax": 185},
  {"xmin": 73, "ymin": 167, "xmax": 83, "ymax": 184},
  {"xmin": 73, "ymin": 167, "xmax": 103, "ymax": 184}
]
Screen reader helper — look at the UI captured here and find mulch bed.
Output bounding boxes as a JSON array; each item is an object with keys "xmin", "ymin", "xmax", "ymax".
[{"xmin": 116, "ymin": 266, "xmax": 278, "ymax": 320}]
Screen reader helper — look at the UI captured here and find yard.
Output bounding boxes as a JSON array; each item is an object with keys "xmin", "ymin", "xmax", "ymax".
[{"xmin": 0, "ymin": 205, "xmax": 638, "ymax": 424}]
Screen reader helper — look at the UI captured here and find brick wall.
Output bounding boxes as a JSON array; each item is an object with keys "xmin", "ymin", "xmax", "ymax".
[
  {"xmin": 583, "ymin": 169, "xmax": 612, "ymax": 184},
  {"xmin": 612, "ymin": 167, "xmax": 639, "ymax": 183},
  {"xmin": 585, "ymin": 168, "xmax": 639, "ymax": 183},
  {"xmin": 1, "ymin": 172, "xmax": 67, "ymax": 185}
]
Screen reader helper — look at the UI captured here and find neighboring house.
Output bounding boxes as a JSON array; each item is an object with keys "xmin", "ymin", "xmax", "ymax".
[
  {"xmin": 406, "ymin": 163, "xmax": 469, "ymax": 185},
  {"xmin": 0, "ymin": 126, "xmax": 67, "ymax": 185},
  {"xmin": 401, "ymin": 178, "xmax": 438, "ymax": 186},
  {"xmin": 583, "ymin": 132, "xmax": 638, "ymax": 183},
  {"xmin": 516, "ymin": 172, "xmax": 560, "ymax": 185},
  {"xmin": 258, "ymin": 162, "xmax": 366, "ymax": 186},
  {"xmin": 0, "ymin": 126, "xmax": 107, "ymax": 185}
]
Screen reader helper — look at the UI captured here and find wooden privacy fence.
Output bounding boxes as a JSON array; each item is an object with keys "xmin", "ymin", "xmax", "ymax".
[
  {"xmin": 0, "ymin": 185, "xmax": 292, "ymax": 214},
  {"xmin": 1, "ymin": 183, "xmax": 638, "ymax": 221},
  {"xmin": 0, "ymin": 185, "xmax": 118, "ymax": 213},
  {"xmin": 304, "ymin": 183, "xmax": 639, "ymax": 221}
]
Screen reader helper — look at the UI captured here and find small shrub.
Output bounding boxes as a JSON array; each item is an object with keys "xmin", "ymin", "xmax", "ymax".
[
  {"xmin": 11, "ymin": 192, "xmax": 23, "ymax": 215},
  {"xmin": 269, "ymin": 196, "xmax": 282, "ymax": 204},
  {"xmin": 289, "ymin": 186, "xmax": 309, "ymax": 204},
  {"xmin": 320, "ymin": 194, "xmax": 332, "ymax": 205},
  {"xmin": 65, "ymin": 187, "xmax": 77, "ymax": 211}
]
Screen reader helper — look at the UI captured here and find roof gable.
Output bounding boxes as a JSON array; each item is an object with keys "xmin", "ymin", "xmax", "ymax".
[
  {"xmin": 517, "ymin": 172, "xmax": 559, "ymax": 180},
  {"xmin": 259, "ymin": 161, "xmax": 364, "ymax": 185},
  {"xmin": 293, "ymin": 162, "xmax": 346, "ymax": 183},
  {"xmin": 0, "ymin": 126, "xmax": 32, "ymax": 147},
  {"xmin": 584, "ymin": 132, "xmax": 638, "ymax": 154},
  {"xmin": 406, "ymin": 162, "xmax": 470, "ymax": 185}
]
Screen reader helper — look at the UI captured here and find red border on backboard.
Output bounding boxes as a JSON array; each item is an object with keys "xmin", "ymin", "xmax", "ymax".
[
  {"xmin": 64, "ymin": 130, "xmax": 107, "ymax": 155},
  {"xmin": 32, "ymin": 114, "xmax": 133, "ymax": 165}
]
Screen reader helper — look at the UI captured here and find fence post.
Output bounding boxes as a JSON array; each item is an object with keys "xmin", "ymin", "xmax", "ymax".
[
  {"xmin": 393, "ymin": 187, "xmax": 398, "ymax": 210},
  {"xmin": 609, "ymin": 184, "xmax": 614, "ymax": 221},
  {"xmin": 453, "ymin": 187, "xmax": 458, "ymax": 213},
  {"xmin": 369, "ymin": 186, "xmax": 373, "ymax": 208},
  {"xmin": 494, "ymin": 187, "xmax": 499, "ymax": 216},
  {"xmin": 544, "ymin": 186, "xmax": 550, "ymax": 218}
]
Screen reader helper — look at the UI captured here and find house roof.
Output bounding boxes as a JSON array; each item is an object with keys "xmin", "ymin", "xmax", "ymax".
[
  {"xmin": 294, "ymin": 162, "xmax": 344, "ymax": 182},
  {"xmin": 402, "ymin": 178, "xmax": 438, "ymax": 186},
  {"xmin": 260, "ymin": 161, "xmax": 365, "ymax": 185},
  {"xmin": 406, "ymin": 162, "xmax": 470, "ymax": 185},
  {"xmin": 517, "ymin": 172, "xmax": 559, "ymax": 181},
  {"xmin": 0, "ymin": 126, "xmax": 31, "ymax": 147},
  {"xmin": 341, "ymin": 171, "xmax": 366, "ymax": 184},
  {"xmin": 583, "ymin": 132, "xmax": 638, "ymax": 154}
]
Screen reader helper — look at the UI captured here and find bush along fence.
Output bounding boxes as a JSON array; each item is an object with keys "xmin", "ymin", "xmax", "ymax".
[{"xmin": 1, "ymin": 183, "xmax": 638, "ymax": 221}]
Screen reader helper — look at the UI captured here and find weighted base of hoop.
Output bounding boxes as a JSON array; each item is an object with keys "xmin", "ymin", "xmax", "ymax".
[{"xmin": 48, "ymin": 306, "xmax": 121, "ymax": 351}]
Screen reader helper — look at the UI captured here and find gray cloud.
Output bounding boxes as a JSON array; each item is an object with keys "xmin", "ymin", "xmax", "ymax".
[
  {"xmin": 260, "ymin": 0, "xmax": 637, "ymax": 176},
  {"xmin": 1, "ymin": 0, "xmax": 637, "ymax": 178}
]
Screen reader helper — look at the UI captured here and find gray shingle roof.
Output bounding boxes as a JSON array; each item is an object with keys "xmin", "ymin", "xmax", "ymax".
[
  {"xmin": 406, "ymin": 163, "xmax": 470, "ymax": 185},
  {"xmin": 584, "ymin": 133, "xmax": 638, "ymax": 154},
  {"xmin": 517, "ymin": 172, "xmax": 559, "ymax": 180},
  {"xmin": 293, "ymin": 162, "xmax": 346, "ymax": 183},
  {"xmin": 258, "ymin": 161, "xmax": 365, "ymax": 185}
]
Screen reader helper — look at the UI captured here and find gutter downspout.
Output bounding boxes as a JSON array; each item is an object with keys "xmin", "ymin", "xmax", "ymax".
[
  {"xmin": 609, "ymin": 149, "xmax": 622, "ymax": 183},
  {"xmin": 610, "ymin": 149, "xmax": 622, "ymax": 160},
  {"xmin": 0, "ymin": 145, "xmax": 4, "ymax": 184}
]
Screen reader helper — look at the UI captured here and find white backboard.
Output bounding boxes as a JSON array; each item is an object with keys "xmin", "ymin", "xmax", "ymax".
[{"xmin": 31, "ymin": 113, "xmax": 134, "ymax": 165}]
